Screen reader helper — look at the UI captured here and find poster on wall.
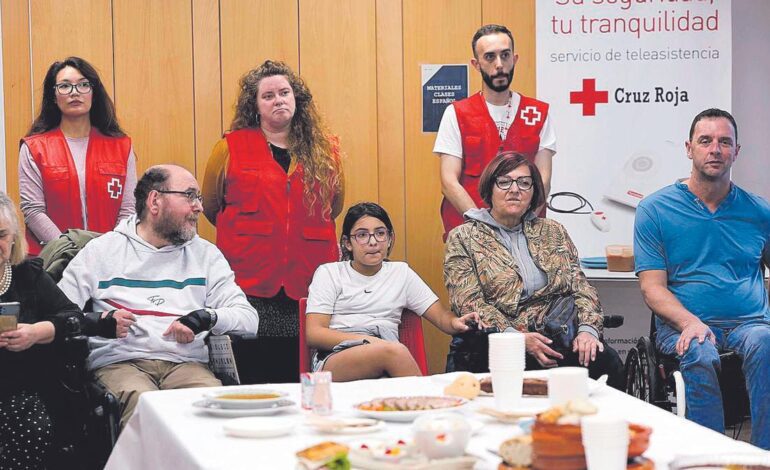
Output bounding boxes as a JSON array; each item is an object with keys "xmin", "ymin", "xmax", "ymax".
[
  {"xmin": 537, "ymin": 0, "xmax": 732, "ymax": 260},
  {"xmin": 421, "ymin": 64, "xmax": 468, "ymax": 132}
]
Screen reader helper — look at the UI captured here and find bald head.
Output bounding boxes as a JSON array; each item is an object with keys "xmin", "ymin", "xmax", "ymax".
[{"xmin": 134, "ymin": 164, "xmax": 196, "ymax": 220}]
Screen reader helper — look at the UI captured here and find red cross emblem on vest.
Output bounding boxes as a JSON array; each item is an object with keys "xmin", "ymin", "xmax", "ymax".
[
  {"xmin": 520, "ymin": 106, "xmax": 542, "ymax": 126},
  {"xmin": 107, "ymin": 178, "xmax": 123, "ymax": 199}
]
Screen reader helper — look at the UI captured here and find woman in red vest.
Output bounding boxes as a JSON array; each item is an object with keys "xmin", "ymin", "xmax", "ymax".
[
  {"xmin": 203, "ymin": 60, "xmax": 344, "ymax": 383},
  {"xmin": 19, "ymin": 56, "xmax": 137, "ymax": 255}
]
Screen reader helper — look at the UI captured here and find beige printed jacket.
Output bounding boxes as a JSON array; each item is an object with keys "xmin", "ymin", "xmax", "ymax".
[{"xmin": 443, "ymin": 217, "xmax": 604, "ymax": 336}]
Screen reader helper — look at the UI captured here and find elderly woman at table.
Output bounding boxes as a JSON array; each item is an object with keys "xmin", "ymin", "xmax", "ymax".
[
  {"xmin": 0, "ymin": 191, "xmax": 83, "ymax": 469},
  {"xmin": 444, "ymin": 152, "xmax": 624, "ymax": 388}
]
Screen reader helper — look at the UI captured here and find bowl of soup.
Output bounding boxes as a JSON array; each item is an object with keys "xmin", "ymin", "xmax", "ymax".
[{"xmin": 205, "ymin": 388, "xmax": 289, "ymax": 408}]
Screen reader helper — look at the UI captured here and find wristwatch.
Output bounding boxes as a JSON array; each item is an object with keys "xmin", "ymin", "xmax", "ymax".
[{"xmin": 206, "ymin": 308, "xmax": 218, "ymax": 330}]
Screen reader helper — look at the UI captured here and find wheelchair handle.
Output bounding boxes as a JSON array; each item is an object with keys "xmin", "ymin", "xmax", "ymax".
[{"xmin": 602, "ymin": 315, "xmax": 624, "ymax": 329}]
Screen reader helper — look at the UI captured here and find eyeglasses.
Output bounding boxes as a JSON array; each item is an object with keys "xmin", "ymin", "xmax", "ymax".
[
  {"xmin": 54, "ymin": 82, "xmax": 93, "ymax": 95},
  {"xmin": 156, "ymin": 189, "xmax": 204, "ymax": 204},
  {"xmin": 495, "ymin": 176, "xmax": 534, "ymax": 191},
  {"xmin": 349, "ymin": 229, "xmax": 390, "ymax": 245}
]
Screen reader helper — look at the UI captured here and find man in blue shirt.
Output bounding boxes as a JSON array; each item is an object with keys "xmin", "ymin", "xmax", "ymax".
[{"xmin": 634, "ymin": 108, "xmax": 770, "ymax": 449}]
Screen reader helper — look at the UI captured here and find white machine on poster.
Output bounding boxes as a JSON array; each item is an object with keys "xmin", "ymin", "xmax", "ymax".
[{"xmin": 604, "ymin": 140, "xmax": 677, "ymax": 209}]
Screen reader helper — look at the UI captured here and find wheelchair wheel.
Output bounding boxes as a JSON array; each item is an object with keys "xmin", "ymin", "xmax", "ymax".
[
  {"xmin": 624, "ymin": 347, "xmax": 645, "ymax": 400},
  {"xmin": 625, "ymin": 337, "xmax": 658, "ymax": 404}
]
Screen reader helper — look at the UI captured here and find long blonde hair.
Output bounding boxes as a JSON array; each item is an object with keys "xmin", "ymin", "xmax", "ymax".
[
  {"xmin": 0, "ymin": 192, "xmax": 29, "ymax": 265},
  {"xmin": 230, "ymin": 60, "xmax": 343, "ymax": 219}
]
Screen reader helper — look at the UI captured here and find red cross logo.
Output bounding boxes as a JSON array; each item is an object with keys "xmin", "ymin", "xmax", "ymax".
[
  {"xmin": 520, "ymin": 106, "xmax": 542, "ymax": 126},
  {"xmin": 107, "ymin": 178, "xmax": 123, "ymax": 199},
  {"xmin": 570, "ymin": 78, "xmax": 608, "ymax": 116}
]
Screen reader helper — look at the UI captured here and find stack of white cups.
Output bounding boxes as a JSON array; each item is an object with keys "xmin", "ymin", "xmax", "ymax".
[
  {"xmin": 488, "ymin": 332, "xmax": 526, "ymax": 411},
  {"xmin": 581, "ymin": 415, "xmax": 630, "ymax": 470}
]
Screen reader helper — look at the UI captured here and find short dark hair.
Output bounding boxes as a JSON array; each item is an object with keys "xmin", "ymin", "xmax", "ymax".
[
  {"xmin": 27, "ymin": 56, "xmax": 125, "ymax": 137},
  {"xmin": 689, "ymin": 108, "xmax": 738, "ymax": 142},
  {"xmin": 340, "ymin": 202, "xmax": 394, "ymax": 261},
  {"xmin": 134, "ymin": 167, "xmax": 170, "ymax": 220},
  {"xmin": 472, "ymin": 24, "xmax": 514, "ymax": 58},
  {"xmin": 478, "ymin": 152, "xmax": 545, "ymax": 214}
]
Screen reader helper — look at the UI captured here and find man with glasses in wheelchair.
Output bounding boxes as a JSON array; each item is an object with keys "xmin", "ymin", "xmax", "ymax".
[
  {"xmin": 634, "ymin": 108, "xmax": 770, "ymax": 450},
  {"xmin": 58, "ymin": 165, "xmax": 259, "ymax": 429}
]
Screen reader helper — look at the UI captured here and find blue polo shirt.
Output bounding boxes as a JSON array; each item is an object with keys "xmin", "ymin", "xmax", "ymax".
[{"xmin": 634, "ymin": 180, "xmax": 770, "ymax": 327}]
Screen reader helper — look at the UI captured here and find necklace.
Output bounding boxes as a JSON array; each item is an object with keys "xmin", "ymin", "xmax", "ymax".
[{"xmin": 0, "ymin": 262, "xmax": 11, "ymax": 297}]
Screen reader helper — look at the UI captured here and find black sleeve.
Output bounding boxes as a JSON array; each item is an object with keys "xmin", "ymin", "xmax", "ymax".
[{"xmin": 30, "ymin": 262, "xmax": 84, "ymax": 343}]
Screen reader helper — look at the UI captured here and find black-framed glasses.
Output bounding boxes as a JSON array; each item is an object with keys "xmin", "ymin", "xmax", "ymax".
[
  {"xmin": 495, "ymin": 176, "xmax": 534, "ymax": 191},
  {"xmin": 349, "ymin": 228, "xmax": 390, "ymax": 245},
  {"xmin": 156, "ymin": 189, "xmax": 204, "ymax": 204},
  {"xmin": 54, "ymin": 82, "xmax": 93, "ymax": 95}
]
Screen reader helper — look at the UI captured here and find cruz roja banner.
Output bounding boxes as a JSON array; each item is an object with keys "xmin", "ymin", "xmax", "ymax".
[{"xmin": 536, "ymin": 0, "xmax": 732, "ymax": 261}]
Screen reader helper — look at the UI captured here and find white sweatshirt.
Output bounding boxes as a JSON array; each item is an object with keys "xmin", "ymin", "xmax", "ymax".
[{"xmin": 58, "ymin": 215, "xmax": 259, "ymax": 370}]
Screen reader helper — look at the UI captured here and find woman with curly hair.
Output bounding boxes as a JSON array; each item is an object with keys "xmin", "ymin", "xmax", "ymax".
[
  {"xmin": 203, "ymin": 60, "xmax": 344, "ymax": 383},
  {"xmin": 19, "ymin": 56, "xmax": 137, "ymax": 255}
]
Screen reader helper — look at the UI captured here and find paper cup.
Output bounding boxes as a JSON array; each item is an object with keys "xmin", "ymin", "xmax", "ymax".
[
  {"xmin": 548, "ymin": 367, "xmax": 589, "ymax": 405},
  {"xmin": 582, "ymin": 415, "xmax": 629, "ymax": 470},
  {"xmin": 490, "ymin": 367, "xmax": 524, "ymax": 411}
]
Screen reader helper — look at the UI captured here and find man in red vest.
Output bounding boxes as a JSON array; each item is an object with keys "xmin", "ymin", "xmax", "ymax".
[{"xmin": 435, "ymin": 24, "xmax": 556, "ymax": 239}]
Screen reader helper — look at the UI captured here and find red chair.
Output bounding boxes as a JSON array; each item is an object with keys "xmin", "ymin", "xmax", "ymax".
[{"xmin": 299, "ymin": 298, "xmax": 429, "ymax": 375}]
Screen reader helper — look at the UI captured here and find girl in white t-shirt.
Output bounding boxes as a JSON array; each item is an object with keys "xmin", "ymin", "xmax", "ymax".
[{"xmin": 306, "ymin": 202, "xmax": 479, "ymax": 381}]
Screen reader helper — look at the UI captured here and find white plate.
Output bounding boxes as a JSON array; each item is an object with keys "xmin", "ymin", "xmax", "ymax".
[
  {"xmin": 354, "ymin": 397, "xmax": 469, "ymax": 422},
  {"xmin": 204, "ymin": 388, "xmax": 288, "ymax": 408},
  {"xmin": 192, "ymin": 399, "xmax": 296, "ymax": 417},
  {"xmin": 223, "ymin": 416, "xmax": 297, "ymax": 438},
  {"xmin": 308, "ymin": 419, "xmax": 387, "ymax": 435}
]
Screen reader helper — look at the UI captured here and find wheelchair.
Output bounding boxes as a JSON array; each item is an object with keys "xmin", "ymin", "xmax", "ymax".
[
  {"xmin": 42, "ymin": 317, "xmax": 120, "ymax": 470},
  {"xmin": 49, "ymin": 317, "xmax": 257, "ymax": 470},
  {"xmin": 624, "ymin": 314, "xmax": 750, "ymax": 437}
]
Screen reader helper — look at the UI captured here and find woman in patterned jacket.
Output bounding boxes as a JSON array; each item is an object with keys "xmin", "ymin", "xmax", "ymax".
[{"xmin": 443, "ymin": 152, "xmax": 624, "ymax": 388}]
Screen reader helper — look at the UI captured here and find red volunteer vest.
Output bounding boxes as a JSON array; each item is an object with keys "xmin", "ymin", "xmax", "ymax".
[
  {"xmin": 22, "ymin": 129, "xmax": 131, "ymax": 255},
  {"xmin": 440, "ymin": 92, "xmax": 549, "ymax": 237},
  {"xmin": 217, "ymin": 129, "xmax": 338, "ymax": 300}
]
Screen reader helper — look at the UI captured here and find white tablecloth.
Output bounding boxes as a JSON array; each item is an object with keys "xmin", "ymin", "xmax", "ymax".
[{"xmin": 105, "ymin": 372, "xmax": 764, "ymax": 469}]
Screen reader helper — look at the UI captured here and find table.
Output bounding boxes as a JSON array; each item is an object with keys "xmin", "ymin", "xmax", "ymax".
[{"xmin": 106, "ymin": 372, "xmax": 765, "ymax": 469}]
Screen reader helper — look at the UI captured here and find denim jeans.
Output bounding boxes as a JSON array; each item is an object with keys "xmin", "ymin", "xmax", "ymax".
[{"xmin": 656, "ymin": 319, "xmax": 770, "ymax": 450}]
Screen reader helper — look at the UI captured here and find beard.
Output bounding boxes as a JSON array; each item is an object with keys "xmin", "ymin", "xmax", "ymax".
[
  {"xmin": 481, "ymin": 67, "xmax": 514, "ymax": 93},
  {"xmin": 155, "ymin": 213, "xmax": 198, "ymax": 246}
]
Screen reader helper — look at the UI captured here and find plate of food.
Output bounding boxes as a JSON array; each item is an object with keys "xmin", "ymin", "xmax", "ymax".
[
  {"xmin": 203, "ymin": 388, "xmax": 288, "ymax": 408},
  {"xmin": 354, "ymin": 396, "xmax": 468, "ymax": 422},
  {"xmin": 347, "ymin": 437, "xmax": 477, "ymax": 469},
  {"xmin": 192, "ymin": 399, "xmax": 296, "ymax": 417},
  {"xmin": 478, "ymin": 373, "xmax": 608, "ymax": 397}
]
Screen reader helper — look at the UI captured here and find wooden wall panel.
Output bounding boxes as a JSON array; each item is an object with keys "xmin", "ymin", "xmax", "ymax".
[
  {"xmin": 219, "ymin": 0, "xmax": 299, "ymax": 130},
  {"xmin": 403, "ymin": 0, "xmax": 482, "ymax": 373},
  {"xmin": 29, "ymin": 0, "xmax": 114, "ymax": 111},
  {"xmin": 375, "ymin": 0, "xmax": 405, "ymax": 261},
  {"xmin": 1, "ymin": 0, "xmax": 31, "ymax": 204},
  {"xmin": 192, "ymin": 0, "xmax": 222, "ymax": 243},
  {"xmin": 299, "ymin": 0, "xmax": 379, "ymax": 222},
  {"xmin": 2, "ymin": 0, "xmax": 541, "ymax": 375},
  {"xmin": 113, "ymin": 0, "xmax": 195, "ymax": 172},
  {"xmin": 483, "ymin": 0, "xmax": 536, "ymax": 97}
]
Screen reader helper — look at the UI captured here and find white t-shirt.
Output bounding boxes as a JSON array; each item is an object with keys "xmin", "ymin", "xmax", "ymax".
[
  {"xmin": 306, "ymin": 261, "xmax": 439, "ymax": 332},
  {"xmin": 432, "ymin": 92, "xmax": 557, "ymax": 158}
]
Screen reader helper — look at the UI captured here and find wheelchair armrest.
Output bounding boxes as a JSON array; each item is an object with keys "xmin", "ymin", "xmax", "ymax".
[
  {"xmin": 224, "ymin": 332, "xmax": 258, "ymax": 342},
  {"xmin": 602, "ymin": 314, "xmax": 624, "ymax": 329}
]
